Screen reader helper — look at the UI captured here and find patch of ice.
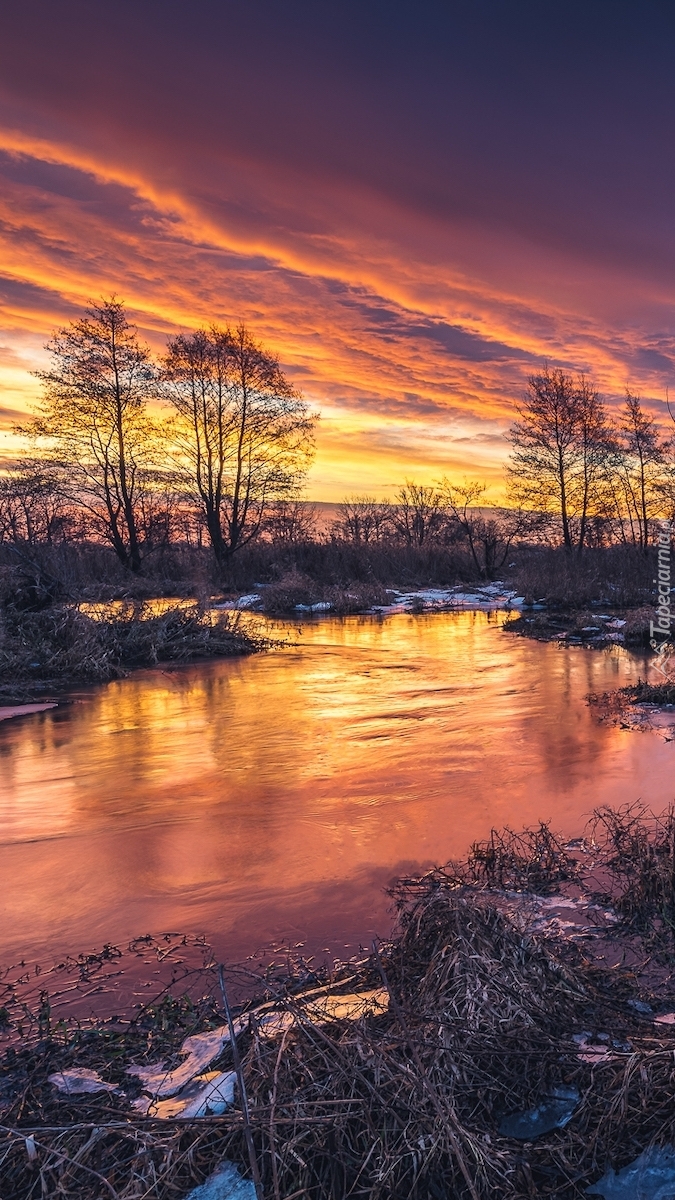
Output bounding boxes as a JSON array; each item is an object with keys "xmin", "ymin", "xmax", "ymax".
[
  {"xmin": 233, "ymin": 594, "xmax": 261, "ymax": 609},
  {"xmin": 305, "ymin": 988, "xmax": 388, "ymax": 1021},
  {"xmin": 498, "ymin": 1085, "xmax": 579, "ymax": 1139},
  {"xmin": 133, "ymin": 1070, "xmax": 236, "ymax": 1119},
  {"xmin": 0, "ymin": 703, "xmax": 58, "ymax": 722},
  {"xmin": 628, "ymin": 999, "xmax": 653, "ymax": 1015},
  {"xmin": 48, "ymin": 1068, "xmax": 119, "ymax": 1095},
  {"xmin": 257, "ymin": 988, "xmax": 388, "ymax": 1038},
  {"xmin": 128, "ymin": 1020, "xmax": 245, "ymax": 1098},
  {"xmin": 257, "ymin": 1011, "xmax": 296, "ymax": 1038},
  {"xmin": 586, "ymin": 1144, "xmax": 675, "ymax": 1198},
  {"xmin": 184, "ymin": 1160, "xmax": 257, "ymax": 1200}
]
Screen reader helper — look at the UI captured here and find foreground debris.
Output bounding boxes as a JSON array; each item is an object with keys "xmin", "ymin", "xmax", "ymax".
[
  {"xmin": 588, "ymin": 679, "xmax": 675, "ymax": 737},
  {"xmin": 3, "ymin": 812, "xmax": 675, "ymax": 1198}
]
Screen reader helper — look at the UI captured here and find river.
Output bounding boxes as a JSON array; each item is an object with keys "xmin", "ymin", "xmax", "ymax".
[{"xmin": 0, "ymin": 610, "xmax": 671, "ymax": 968}]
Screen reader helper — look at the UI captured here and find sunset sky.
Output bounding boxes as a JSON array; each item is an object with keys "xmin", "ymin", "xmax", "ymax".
[{"xmin": 2, "ymin": 2, "xmax": 675, "ymax": 500}]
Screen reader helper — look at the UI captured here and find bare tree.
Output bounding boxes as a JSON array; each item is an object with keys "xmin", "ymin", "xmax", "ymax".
[
  {"xmin": 391, "ymin": 481, "xmax": 446, "ymax": 546},
  {"xmin": 441, "ymin": 479, "xmax": 542, "ymax": 578},
  {"xmin": 332, "ymin": 495, "xmax": 393, "ymax": 544},
  {"xmin": 570, "ymin": 377, "xmax": 612, "ymax": 555},
  {"xmin": 620, "ymin": 392, "xmax": 665, "ymax": 550},
  {"xmin": 264, "ymin": 498, "xmax": 317, "ymax": 545},
  {"xmin": 163, "ymin": 325, "xmax": 316, "ymax": 564},
  {"xmin": 508, "ymin": 368, "xmax": 612, "ymax": 552},
  {"xmin": 0, "ymin": 460, "xmax": 73, "ymax": 546},
  {"xmin": 28, "ymin": 298, "xmax": 158, "ymax": 572}
]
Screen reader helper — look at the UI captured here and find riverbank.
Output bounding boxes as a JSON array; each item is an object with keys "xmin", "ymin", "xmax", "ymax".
[
  {"xmin": 2, "ymin": 812, "xmax": 675, "ymax": 1198},
  {"xmin": 504, "ymin": 605, "xmax": 652, "ymax": 649},
  {"xmin": 0, "ymin": 602, "xmax": 267, "ymax": 707}
]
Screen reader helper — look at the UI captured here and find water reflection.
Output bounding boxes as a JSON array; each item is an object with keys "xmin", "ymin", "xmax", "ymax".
[{"xmin": 0, "ymin": 611, "xmax": 670, "ymax": 965}]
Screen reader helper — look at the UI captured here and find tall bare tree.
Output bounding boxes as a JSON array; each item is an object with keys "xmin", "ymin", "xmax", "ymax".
[
  {"xmin": 508, "ymin": 368, "xmax": 611, "ymax": 552},
  {"xmin": 620, "ymin": 392, "xmax": 664, "ymax": 550},
  {"xmin": 29, "ymin": 298, "xmax": 157, "ymax": 571},
  {"xmin": 392, "ymin": 481, "xmax": 446, "ymax": 546},
  {"xmin": 572, "ymin": 377, "xmax": 612, "ymax": 555},
  {"xmin": 163, "ymin": 325, "xmax": 316, "ymax": 563}
]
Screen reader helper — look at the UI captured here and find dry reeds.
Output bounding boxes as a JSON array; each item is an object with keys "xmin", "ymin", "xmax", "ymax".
[
  {"xmin": 588, "ymin": 803, "xmax": 675, "ymax": 955},
  {"xmin": 259, "ymin": 572, "xmax": 389, "ymax": 615},
  {"xmin": 3, "ymin": 864, "xmax": 675, "ymax": 1199},
  {"xmin": 464, "ymin": 822, "xmax": 581, "ymax": 894},
  {"xmin": 0, "ymin": 601, "xmax": 265, "ymax": 701}
]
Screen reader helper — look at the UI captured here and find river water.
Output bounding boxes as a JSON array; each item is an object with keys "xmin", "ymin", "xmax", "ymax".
[{"xmin": 0, "ymin": 611, "xmax": 671, "ymax": 968}]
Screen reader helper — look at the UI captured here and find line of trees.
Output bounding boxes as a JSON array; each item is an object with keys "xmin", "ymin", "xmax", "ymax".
[
  {"xmin": 1, "ymin": 306, "xmax": 673, "ymax": 576},
  {"xmin": 5, "ymin": 298, "xmax": 317, "ymax": 573},
  {"xmin": 329, "ymin": 484, "xmax": 540, "ymax": 579}
]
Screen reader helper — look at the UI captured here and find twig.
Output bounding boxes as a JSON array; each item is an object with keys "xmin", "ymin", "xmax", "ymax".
[
  {"xmin": 372, "ymin": 939, "xmax": 482, "ymax": 1200},
  {"xmin": 219, "ymin": 962, "xmax": 264, "ymax": 1200},
  {"xmin": 269, "ymin": 1024, "xmax": 290, "ymax": 1200},
  {"xmin": 0, "ymin": 1123, "xmax": 119, "ymax": 1199}
]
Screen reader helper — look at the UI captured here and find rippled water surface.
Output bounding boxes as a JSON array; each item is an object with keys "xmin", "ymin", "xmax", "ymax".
[{"xmin": 0, "ymin": 611, "xmax": 671, "ymax": 965}]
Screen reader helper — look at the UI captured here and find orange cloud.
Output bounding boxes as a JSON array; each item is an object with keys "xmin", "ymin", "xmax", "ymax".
[{"xmin": 0, "ymin": 116, "xmax": 673, "ymax": 501}]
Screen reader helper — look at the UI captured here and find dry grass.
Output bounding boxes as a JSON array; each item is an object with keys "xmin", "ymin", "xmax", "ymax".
[
  {"xmin": 0, "ymin": 601, "xmax": 265, "ymax": 702},
  {"xmin": 509, "ymin": 545, "xmax": 655, "ymax": 610},
  {"xmin": 619, "ymin": 679, "xmax": 675, "ymax": 705},
  {"xmin": 588, "ymin": 804, "xmax": 675, "ymax": 957},
  {"xmin": 4, "ymin": 813, "xmax": 675, "ymax": 1198},
  {"xmin": 260, "ymin": 571, "xmax": 389, "ymax": 615},
  {"xmin": 463, "ymin": 822, "xmax": 581, "ymax": 894}
]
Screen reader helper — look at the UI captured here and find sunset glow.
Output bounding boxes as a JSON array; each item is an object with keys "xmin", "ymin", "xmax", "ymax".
[{"xmin": 2, "ymin": 5, "xmax": 675, "ymax": 499}]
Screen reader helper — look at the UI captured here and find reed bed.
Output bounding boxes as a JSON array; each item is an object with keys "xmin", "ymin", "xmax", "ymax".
[
  {"xmin": 0, "ymin": 601, "xmax": 266, "ymax": 701},
  {"xmin": 3, "ymin": 816, "xmax": 675, "ymax": 1198}
]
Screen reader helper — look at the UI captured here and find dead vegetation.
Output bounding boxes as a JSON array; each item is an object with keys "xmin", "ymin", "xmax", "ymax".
[
  {"xmin": 616, "ymin": 679, "xmax": 675, "ymax": 706},
  {"xmin": 586, "ymin": 676, "xmax": 675, "ymax": 736},
  {"xmin": 259, "ymin": 571, "xmax": 390, "ymax": 615},
  {"xmin": 3, "ymin": 812, "xmax": 675, "ymax": 1198},
  {"xmin": 588, "ymin": 804, "xmax": 675, "ymax": 957},
  {"xmin": 463, "ymin": 821, "xmax": 582, "ymax": 894},
  {"xmin": 0, "ymin": 601, "xmax": 266, "ymax": 702},
  {"xmin": 505, "ymin": 605, "xmax": 651, "ymax": 648},
  {"xmin": 508, "ymin": 544, "xmax": 655, "ymax": 610}
]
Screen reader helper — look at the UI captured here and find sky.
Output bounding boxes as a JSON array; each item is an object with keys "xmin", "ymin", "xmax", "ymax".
[{"xmin": 1, "ymin": 1, "xmax": 675, "ymax": 500}]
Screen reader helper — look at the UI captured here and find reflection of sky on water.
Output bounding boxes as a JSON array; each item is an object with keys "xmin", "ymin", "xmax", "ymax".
[{"xmin": 0, "ymin": 612, "xmax": 668, "ymax": 965}]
